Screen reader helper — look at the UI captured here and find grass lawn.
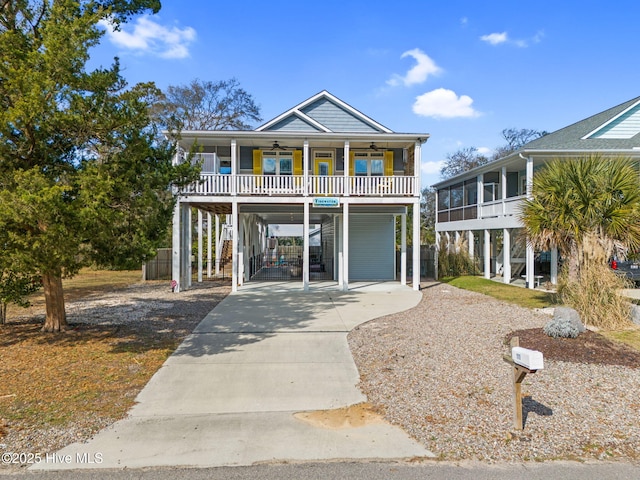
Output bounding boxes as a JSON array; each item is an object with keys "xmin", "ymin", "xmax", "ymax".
[
  {"xmin": 441, "ymin": 275, "xmax": 640, "ymax": 352},
  {"xmin": 440, "ymin": 275, "xmax": 557, "ymax": 310}
]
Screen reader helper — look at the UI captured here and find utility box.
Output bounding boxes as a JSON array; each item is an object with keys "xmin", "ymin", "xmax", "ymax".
[{"xmin": 512, "ymin": 347, "xmax": 544, "ymax": 370}]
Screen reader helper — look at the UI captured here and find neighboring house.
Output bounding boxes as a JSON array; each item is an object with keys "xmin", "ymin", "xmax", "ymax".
[
  {"xmin": 171, "ymin": 91, "xmax": 429, "ymax": 292},
  {"xmin": 433, "ymin": 96, "xmax": 640, "ymax": 288}
]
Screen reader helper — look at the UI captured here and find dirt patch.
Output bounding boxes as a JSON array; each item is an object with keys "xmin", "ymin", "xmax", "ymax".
[
  {"xmin": 294, "ymin": 402, "xmax": 386, "ymax": 429},
  {"xmin": 507, "ymin": 328, "xmax": 640, "ymax": 368}
]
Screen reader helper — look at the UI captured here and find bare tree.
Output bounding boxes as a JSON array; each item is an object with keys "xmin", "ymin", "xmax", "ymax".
[
  {"xmin": 440, "ymin": 147, "xmax": 489, "ymax": 179},
  {"xmin": 156, "ymin": 78, "xmax": 262, "ymax": 133}
]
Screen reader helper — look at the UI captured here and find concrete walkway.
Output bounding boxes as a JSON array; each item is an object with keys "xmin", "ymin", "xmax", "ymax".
[{"xmin": 34, "ymin": 281, "xmax": 433, "ymax": 470}]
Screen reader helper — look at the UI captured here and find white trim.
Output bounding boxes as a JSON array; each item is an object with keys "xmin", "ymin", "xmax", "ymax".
[
  {"xmin": 581, "ymin": 99, "xmax": 640, "ymax": 139},
  {"xmin": 256, "ymin": 90, "xmax": 393, "ymax": 133}
]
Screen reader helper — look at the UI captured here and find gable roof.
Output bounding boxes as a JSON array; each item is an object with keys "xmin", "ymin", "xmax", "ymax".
[
  {"xmin": 521, "ymin": 96, "xmax": 640, "ymax": 152},
  {"xmin": 256, "ymin": 90, "xmax": 393, "ymax": 134}
]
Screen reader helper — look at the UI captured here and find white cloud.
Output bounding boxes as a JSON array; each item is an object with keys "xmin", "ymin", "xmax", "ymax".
[
  {"xmin": 387, "ymin": 48, "xmax": 442, "ymax": 87},
  {"xmin": 477, "ymin": 147, "xmax": 492, "ymax": 156},
  {"xmin": 412, "ymin": 88, "xmax": 480, "ymax": 119},
  {"xmin": 480, "ymin": 32, "xmax": 508, "ymax": 45},
  {"xmin": 421, "ymin": 160, "xmax": 446, "ymax": 174},
  {"xmin": 100, "ymin": 16, "xmax": 196, "ymax": 59}
]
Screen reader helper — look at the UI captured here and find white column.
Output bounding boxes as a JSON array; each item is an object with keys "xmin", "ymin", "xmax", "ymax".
[
  {"xmin": 214, "ymin": 214, "xmax": 220, "ymax": 275},
  {"xmin": 401, "ymin": 213, "xmax": 407, "ymax": 285},
  {"xmin": 183, "ymin": 205, "xmax": 192, "ymax": 289},
  {"xmin": 467, "ymin": 231, "xmax": 474, "ymax": 257},
  {"xmin": 526, "ymin": 240, "xmax": 535, "ymax": 289},
  {"xmin": 434, "ymin": 231, "xmax": 441, "ymax": 281},
  {"xmin": 231, "ymin": 139, "xmax": 237, "ymax": 196},
  {"xmin": 303, "ymin": 140, "xmax": 309, "ymax": 197},
  {"xmin": 455, "ymin": 231, "xmax": 461, "ymax": 252},
  {"xmin": 238, "ymin": 215, "xmax": 245, "ymax": 287},
  {"xmin": 343, "ymin": 141, "xmax": 350, "ymax": 197},
  {"xmin": 197, "ymin": 209, "xmax": 203, "ymax": 283},
  {"xmin": 414, "ymin": 141, "xmax": 422, "ymax": 197},
  {"xmin": 503, "ymin": 228, "xmax": 511, "ymax": 284},
  {"xmin": 171, "ymin": 199, "xmax": 181, "ymax": 292},
  {"xmin": 207, "ymin": 212, "xmax": 212, "ymax": 278},
  {"xmin": 303, "ymin": 200, "xmax": 310, "ymax": 291},
  {"xmin": 231, "ymin": 200, "xmax": 238, "ymax": 292},
  {"xmin": 337, "ymin": 216, "xmax": 343, "ymax": 286},
  {"xmin": 412, "ymin": 200, "xmax": 420, "ymax": 290},
  {"xmin": 550, "ymin": 246, "xmax": 558, "ymax": 285},
  {"xmin": 526, "ymin": 156, "xmax": 533, "ymax": 199},
  {"xmin": 501, "ymin": 166, "xmax": 507, "ymax": 215},
  {"xmin": 484, "ymin": 229, "xmax": 491, "ymax": 279},
  {"xmin": 342, "ymin": 201, "xmax": 349, "ymax": 291}
]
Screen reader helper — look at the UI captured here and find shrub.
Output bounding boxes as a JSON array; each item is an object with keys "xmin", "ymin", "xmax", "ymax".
[
  {"xmin": 437, "ymin": 236, "xmax": 479, "ymax": 278},
  {"xmin": 543, "ymin": 307, "xmax": 585, "ymax": 338}
]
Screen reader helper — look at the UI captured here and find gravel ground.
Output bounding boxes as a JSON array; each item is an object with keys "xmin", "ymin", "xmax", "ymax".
[{"xmin": 348, "ymin": 281, "xmax": 640, "ymax": 462}]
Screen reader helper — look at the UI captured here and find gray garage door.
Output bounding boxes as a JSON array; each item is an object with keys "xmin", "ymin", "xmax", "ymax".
[{"xmin": 348, "ymin": 214, "xmax": 395, "ymax": 280}]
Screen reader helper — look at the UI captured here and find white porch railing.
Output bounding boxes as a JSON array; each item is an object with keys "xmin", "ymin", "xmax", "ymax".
[
  {"xmin": 180, "ymin": 174, "xmax": 416, "ymax": 197},
  {"xmin": 480, "ymin": 196, "xmax": 525, "ymax": 218}
]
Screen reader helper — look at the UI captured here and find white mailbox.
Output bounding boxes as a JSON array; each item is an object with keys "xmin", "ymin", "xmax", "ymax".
[{"xmin": 511, "ymin": 347, "xmax": 544, "ymax": 370}]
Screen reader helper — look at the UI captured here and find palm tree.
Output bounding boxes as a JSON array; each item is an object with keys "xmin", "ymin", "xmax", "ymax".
[{"xmin": 519, "ymin": 155, "xmax": 640, "ymax": 281}]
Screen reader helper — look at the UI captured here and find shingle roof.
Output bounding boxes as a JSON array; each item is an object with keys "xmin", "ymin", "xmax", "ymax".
[{"xmin": 521, "ymin": 96, "xmax": 640, "ymax": 151}]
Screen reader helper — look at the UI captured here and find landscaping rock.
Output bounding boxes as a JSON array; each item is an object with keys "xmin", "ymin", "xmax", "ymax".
[{"xmin": 543, "ymin": 306, "xmax": 586, "ymax": 338}]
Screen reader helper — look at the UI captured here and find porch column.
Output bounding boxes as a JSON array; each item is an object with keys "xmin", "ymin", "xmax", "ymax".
[
  {"xmin": 455, "ymin": 231, "xmax": 461, "ymax": 252},
  {"xmin": 303, "ymin": 199, "xmax": 310, "ymax": 290},
  {"xmin": 207, "ymin": 212, "xmax": 212, "ymax": 278},
  {"xmin": 484, "ymin": 229, "xmax": 491, "ymax": 279},
  {"xmin": 214, "ymin": 214, "xmax": 220, "ymax": 275},
  {"xmin": 412, "ymin": 200, "xmax": 420, "ymax": 290},
  {"xmin": 526, "ymin": 240, "xmax": 535, "ymax": 289},
  {"xmin": 343, "ymin": 141, "xmax": 350, "ymax": 197},
  {"xmin": 434, "ymin": 231, "xmax": 441, "ymax": 281},
  {"xmin": 503, "ymin": 228, "xmax": 511, "ymax": 284},
  {"xmin": 231, "ymin": 200, "xmax": 238, "ymax": 292},
  {"xmin": 303, "ymin": 140, "xmax": 309, "ymax": 197},
  {"xmin": 550, "ymin": 246, "xmax": 558, "ymax": 285},
  {"xmin": 468, "ymin": 231, "xmax": 474, "ymax": 257},
  {"xmin": 171, "ymin": 199, "xmax": 181, "ymax": 292},
  {"xmin": 342, "ymin": 201, "xmax": 349, "ymax": 291},
  {"xmin": 181, "ymin": 205, "xmax": 192, "ymax": 289},
  {"xmin": 231, "ymin": 139, "xmax": 237, "ymax": 196},
  {"xmin": 501, "ymin": 166, "xmax": 508, "ymax": 215},
  {"xmin": 400, "ymin": 213, "xmax": 407, "ymax": 285},
  {"xmin": 414, "ymin": 141, "xmax": 422, "ymax": 197},
  {"xmin": 526, "ymin": 155, "xmax": 533, "ymax": 198},
  {"xmin": 197, "ymin": 209, "xmax": 203, "ymax": 283},
  {"xmin": 238, "ymin": 215, "xmax": 245, "ymax": 287}
]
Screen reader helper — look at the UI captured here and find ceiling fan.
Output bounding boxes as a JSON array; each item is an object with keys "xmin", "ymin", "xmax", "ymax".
[
  {"xmin": 270, "ymin": 141, "xmax": 290, "ymax": 150},
  {"xmin": 352, "ymin": 142, "xmax": 384, "ymax": 151}
]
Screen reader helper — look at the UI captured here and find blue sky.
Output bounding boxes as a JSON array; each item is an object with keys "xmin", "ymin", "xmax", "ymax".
[{"xmin": 90, "ymin": 0, "xmax": 640, "ymax": 188}]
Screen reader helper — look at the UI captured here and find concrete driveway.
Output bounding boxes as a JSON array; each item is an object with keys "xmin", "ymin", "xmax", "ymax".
[{"xmin": 34, "ymin": 281, "xmax": 433, "ymax": 470}]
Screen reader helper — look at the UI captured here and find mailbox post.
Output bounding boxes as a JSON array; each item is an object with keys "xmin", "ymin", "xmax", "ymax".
[{"xmin": 502, "ymin": 337, "xmax": 544, "ymax": 430}]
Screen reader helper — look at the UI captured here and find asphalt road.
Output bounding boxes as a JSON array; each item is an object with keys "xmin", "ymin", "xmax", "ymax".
[{"xmin": 2, "ymin": 461, "xmax": 640, "ymax": 479}]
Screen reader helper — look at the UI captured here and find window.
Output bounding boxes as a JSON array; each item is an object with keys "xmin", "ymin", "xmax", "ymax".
[
  {"xmin": 262, "ymin": 151, "xmax": 293, "ymax": 175},
  {"xmin": 353, "ymin": 152, "xmax": 387, "ymax": 176}
]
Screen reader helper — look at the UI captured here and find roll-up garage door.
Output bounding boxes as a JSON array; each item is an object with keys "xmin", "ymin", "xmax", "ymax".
[{"xmin": 348, "ymin": 214, "xmax": 394, "ymax": 280}]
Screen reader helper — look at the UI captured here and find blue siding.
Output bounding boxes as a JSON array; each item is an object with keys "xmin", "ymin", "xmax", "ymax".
[
  {"xmin": 266, "ymin": 116, "xmax": 322, "ymax": 132},
  {"xmin": 590, "ymin": 104, "xmax": 640, "ymax": 139},
  {"xmin": 301, "ymin": 98, "xmax": 380, "ymax": 133}
]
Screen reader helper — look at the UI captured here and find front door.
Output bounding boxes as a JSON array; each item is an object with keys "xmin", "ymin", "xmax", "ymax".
[{"xmin": 314, "ymin": 158, "xmax": 333, "ymax": 194}]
